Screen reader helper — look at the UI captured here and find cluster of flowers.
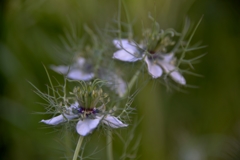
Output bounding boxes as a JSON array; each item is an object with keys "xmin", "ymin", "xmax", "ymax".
[{"xmin": 40, "ymin": 17, "xmax": 199, "ymax": 138}]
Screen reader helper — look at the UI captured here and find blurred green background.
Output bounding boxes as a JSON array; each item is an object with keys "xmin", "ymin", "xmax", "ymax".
[{"xmin": 1, "ymin": 0, "xmax": 240, "ymax": 160}]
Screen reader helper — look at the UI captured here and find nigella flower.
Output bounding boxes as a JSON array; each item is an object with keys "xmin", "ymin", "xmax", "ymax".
[
  {"xmin": 51, "ymin": 57, "xmax": 127, "ymax": 97},
  {"xmin": 112, "ymin": 39, "xmax": 186, "ymax": 85},
  {"xmin": 41, "ymin": 102, "xmax": 128, "ymax": 136},
  {"xmin": 51, "ymin": 58, "xmax": 94, "ymax": 81}
]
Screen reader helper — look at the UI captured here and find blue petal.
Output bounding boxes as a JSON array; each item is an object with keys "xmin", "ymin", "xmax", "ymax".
[{"xmin": 76, "ymin": 118, "xmax": 101, "ymax": 136}]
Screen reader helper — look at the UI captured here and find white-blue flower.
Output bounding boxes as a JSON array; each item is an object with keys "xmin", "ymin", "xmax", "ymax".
[
  {"xmin": 112, "ymin": 39, "xmax": 186, "ymax": 85},
  {"xmin": 51, "ymin": 58, "xmax": 95, "ymax": 81},
  {"xmin": 41, "ymin": 102, "xmax": 128, "ymax": 136},
  {"xmin": 51, "ymin": 57, "xmax": 127, "ymax": 97}
]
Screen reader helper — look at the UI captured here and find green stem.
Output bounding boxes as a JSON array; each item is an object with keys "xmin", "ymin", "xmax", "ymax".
[
  {"xmin": 122, "ymin": 0, "xmax": 132, "ymax": 40},
  {"xmin": 63, "ymin": 77, "xmax": 67, "ymax": 106},
  {"xmin": 122, "ymin": 65, "xmax": 142, "ymax": 99},
  {"xmin": 72, "ymin": 136, "xmax": 84, "ymax": 160},
  {"xmin": 65, "ymin": 126, "xmax": 72, "ymax": 158},
  {"xmin": 118, "ymin": 0, "xmax": 122, "ymax": 40},
  {"xmin": 176, "ymin": 16, "xmax": 203, "ymax": 68},
  {"xmin": 107, "ymin": 130, "xmax": 114, "ymax": 160},
  {"xmin": 43, "ymin": 64, "xmax": 57, "ymax": 103},
  {"xmin": 128, "ymin": 69, "xmax": 141, "ymax": 93}
]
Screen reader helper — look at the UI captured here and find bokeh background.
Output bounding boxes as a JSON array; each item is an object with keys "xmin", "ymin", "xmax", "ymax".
[{"xmin": 1, "ymin": 0, "xmax": 240, "ymax": 160}]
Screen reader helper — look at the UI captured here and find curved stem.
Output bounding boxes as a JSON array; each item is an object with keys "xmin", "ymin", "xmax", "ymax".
[
  {"xmin": 107, "ymin": 130, "xmax": 114, "ymax": 160},
  {"xmin": 72, "ymin": 136, "xmax": 84, "ymax": 160},
  {"xmin": 128, "ymin": 69, "xmax": 141, "ymax": 93}
]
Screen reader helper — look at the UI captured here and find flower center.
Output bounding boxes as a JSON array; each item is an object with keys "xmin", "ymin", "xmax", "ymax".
[
  {"xmin": 147, "ymin": 53, "xmax": 159, "ymax": 61},
  {"xmin": 77, "ymin": 107, "xmax": 99, "ymax": 117},
  {"xmin": 148, "ymin": 50, "xmax": 155, "ymax": 54}
]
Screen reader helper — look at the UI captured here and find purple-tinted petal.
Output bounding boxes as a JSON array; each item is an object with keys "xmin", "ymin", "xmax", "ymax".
[
  {"xmin": 170, "ymin": 71, "xmax": 186, "ymax": 85},
  {"xmin": 113, "ymin": 48, "xmax": 142, "ymax": 62},
  {"xmin": 76, "ymin": 57, "xmax": 86, "ymax": 66},
  {"xmin": 144, "ymin": 57, "xmax": 163, "ymax": 78},
  {"xmin": 51, "ymin": 65, "xmax": 69, "ymax": 74},
  {"xmin": 100, "ymin": 70, "xmax": 127, "ymax": 97},
  {"xmin": 113, "ymin": 39, "xmax": 135, "ymax": 49},
  {"xmin": 159, "ymin": 62, "xmax": 186, "ymax": 85},
  {"xmin": 41, "ymin": 114, "xmax": 78, "ymax": 125},
  {"xmin": 161, "ymin": 53, "xmax": 174, "ymax": 62},
  {"xmin": 70, "ymin": 101, "xmax": 79, "ymax": 108},
  {"xmin": 76, "ymin": 118, "xmax": 100, "ymax": 136},
  {"xmin": 103, "ymin": 115, "xmax": 128, "ymax": 128},
  {"xmin": 67, "ymin": 69, "xmax": 94, "ymax": 81},
  {"xmin": 113, "ymin": 77, "xmax": 127, "ymax": 97}
]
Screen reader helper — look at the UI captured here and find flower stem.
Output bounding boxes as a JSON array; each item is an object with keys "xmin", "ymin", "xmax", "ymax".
[
  {"xmin": 65, "ymin": 126, "xmax": 72, "ymax": 158},
  {"xmin": 176, "ymin": 16, "xmax": 203, "ymax": 68},
  {"xmin": 43, "ymin": 65, "xmax": 57, "ymax": 103},
  {"xmin": 122, "ymin": 0, "xmax": 132, "ymax": 40},
  {"xmin": 118, "ymin": 0, "xmax": 122, "ymax": 40},
  {"xmin": 128, "ymin": 69, "xmax": 141, "ymax": 93},
  {"xmin": 122, "ymin": 64, "xmax": 142, "ymax": 99},
  {"xmin": 107, "ymin": 130, "xmax": 114, "ymax": 160},
  {"xmin": 72, "ymin": 136, "xmax": 84, "ymax": 160}
]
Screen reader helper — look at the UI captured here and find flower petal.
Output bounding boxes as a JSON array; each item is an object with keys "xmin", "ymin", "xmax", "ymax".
[
  {"xmin": 51, "ymin": 65, "xmax": 69, "ymax": 74},
  {"xmin": 159, "ymin": 62, "xmax": 186, "ymax": 85},
  {"xmin": 67, "ymin": 69, "xmax": 94, "ymax": 81},
  {"xmin": 76, "ymin": 57, "xmax": 86, "ymax": 66},
  {"xmin": 76, "ymin": 118, "xmax": 100, "ymax": 136},
  {"xmin": 41, "ymin": 114, "xmax": 78, "ymax": 125},
  {"xmin": 144, "ymin": 57, "xmax": 163, "ymax": 78},
  {"xmin": 70, "ymin": 101, "xmax": 79, "ymax": 108},
  {"xmin": 113, "ymin": 48, "xmax": 142, "ymax": 62},
  {"xmin": 103, "ymin": 115, "xmax": 128, "ymax": 128},
  {"xmin": 112, "ymin": 76, "xmax": 127, "ymax": 97},
  {"xmin": 99, "ymin": 70, "xmax": 127, "ymax": 97},
  {"xmin": 170, "ymin": 71, "xmax": 186, "ymax": 85},
  {"xmin": 113, "ymin": 39, "xmax": 135, "ymax": 49},
  {"xmin": 161, "ymin": 53, "xmax": 174, "ymax": 62}
]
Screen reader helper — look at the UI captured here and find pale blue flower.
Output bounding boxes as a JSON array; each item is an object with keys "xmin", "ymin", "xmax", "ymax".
[
  {"xmin": 51, "ymin": 57, "xmax": 127, "ymax": 97},
  {"xmin": 113, "ymin": 39, "xmax": 186, "ymax": 85},
  {"xmin": 41, "ymin": 102, "xmax": 128, "ymax": 136}
]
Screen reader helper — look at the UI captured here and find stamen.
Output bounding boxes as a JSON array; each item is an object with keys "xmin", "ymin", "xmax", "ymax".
[
  {"xmin": 77, "ymin": 107, "xmax": 83, "ymax": 113},
  {"xmin": 77, "ymin": 107, "xmax": 98, "ymax": 116},
  {"xmin": 149, "ymin": 50, "xmax": 155, "ymax": 54}
]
